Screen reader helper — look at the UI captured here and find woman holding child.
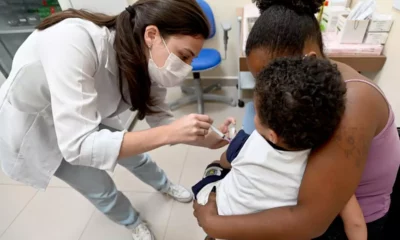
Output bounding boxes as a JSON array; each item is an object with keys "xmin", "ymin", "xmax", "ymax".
[{"xmin": 193, "ymin": 0, "xmax": 400, "ymax": 239}]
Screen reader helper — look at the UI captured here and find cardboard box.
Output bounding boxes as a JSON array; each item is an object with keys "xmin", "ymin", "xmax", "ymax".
[
  {"xmin": 368, "ymin": 14, "xmax": 393, "ymax": 32},
  {"xmin": 364, "ymin": 32, "xmax": 389, "ymax": 45},
  {"xmin": 336, "ymin": 14, "xmax": 369, "ymax": 44},
  {"xmin": 321, "ymin": 7, "xmax": 350, "ymax": 32}
]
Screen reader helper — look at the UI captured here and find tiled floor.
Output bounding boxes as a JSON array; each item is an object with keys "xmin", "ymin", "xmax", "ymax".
[{"xmin": 0, "ymin": 87, "xmax": 248, "ymax": 240}]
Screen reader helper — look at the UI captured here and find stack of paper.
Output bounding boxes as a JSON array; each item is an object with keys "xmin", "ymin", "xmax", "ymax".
[{"xmin": 323, "ymin": 32, "xmax": 383, "ymax": 55}]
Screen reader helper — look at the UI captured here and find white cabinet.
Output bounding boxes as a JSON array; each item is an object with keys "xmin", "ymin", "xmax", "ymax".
[
  {"xmin": 0, "ymin": 39, "xmax": 12, "ymax": 76},
  {"xmin": 0, "ymin": 72, "xmax": 5, "ymax": 86}
]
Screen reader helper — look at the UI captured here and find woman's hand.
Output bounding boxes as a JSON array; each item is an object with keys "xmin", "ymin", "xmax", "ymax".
[
  {"xmin": 202, "ymin": 117, "xmax": 236, "ymax": 149},
  {"xmin": 219, "ymin": 117, "xmax": 237, "ymax": 137},
  {"xmin": 166, "ymin": 114, "xmax": 213, "ymax": 145},
  {"xmin": 193, "ymin": 192, "xmax": 219, "ymax": 232}
]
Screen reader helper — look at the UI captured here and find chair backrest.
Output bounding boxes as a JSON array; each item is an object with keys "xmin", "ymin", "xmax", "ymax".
[{"xmin": 196, "ymin": 0, "xmax": 216, "ymax": 39}]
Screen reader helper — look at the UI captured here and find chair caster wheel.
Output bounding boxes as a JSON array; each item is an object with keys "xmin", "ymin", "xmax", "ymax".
[{"xmin": 238, "ymin": 100, "xmax": 245, "ymax": 108}]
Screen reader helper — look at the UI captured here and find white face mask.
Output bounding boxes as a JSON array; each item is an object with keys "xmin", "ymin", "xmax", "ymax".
[{"xmin": 148, "ymin": 38, "xmax": 193, "ymax": 88}]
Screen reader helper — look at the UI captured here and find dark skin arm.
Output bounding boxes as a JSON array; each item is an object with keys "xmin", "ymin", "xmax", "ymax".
[
  {"xmin": 219, "ymin": 151, "xmax": 232, "ymax": 169},
  {"xmin": 209, "ymin": 151, "xmax": 231, "ymax": 171},
  {"xmin": 194, "ymin": 80, "xmax": 388, "ymax": 239}
]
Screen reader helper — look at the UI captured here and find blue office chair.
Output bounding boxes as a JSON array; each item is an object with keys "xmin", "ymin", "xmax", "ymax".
[{"xmin": 169, "ymin": 0, "xmax": 236, "ymax": 114}]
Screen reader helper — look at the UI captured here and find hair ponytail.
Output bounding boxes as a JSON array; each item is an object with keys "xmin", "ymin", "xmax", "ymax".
[
  {"xmin": 253, "ymin": 0, "xmax": 323, "ymax": 15},
  {"xmin": 114, "ymin": 10, "xmax": 151, "ymax": 120},
  {"xmin": 246, "ymin": 0, "xmax": 324, "ymax": 58}
]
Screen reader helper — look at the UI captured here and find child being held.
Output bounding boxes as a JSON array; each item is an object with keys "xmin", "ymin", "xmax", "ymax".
[{"xmin": 192, "ymin": 56, "xmax": 367, "ymax": 240}]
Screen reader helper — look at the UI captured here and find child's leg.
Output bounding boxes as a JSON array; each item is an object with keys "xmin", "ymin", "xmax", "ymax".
[
  {"xmin": 340, "ymin": 195, "xmax": 367, "ymax": 240},
  {"xmin": 192, "ymin": 161, "xmax": 230, "ymax": 205},
  {"xmin": 192, "ymin": 161, "xmax": 230, "ymax": 240}
]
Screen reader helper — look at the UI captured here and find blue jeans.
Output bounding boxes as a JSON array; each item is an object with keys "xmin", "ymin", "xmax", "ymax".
[
  {"xmin": 242, "ymin": 101, "xmax": 256, "ymax": 134},
  {"xmin": 54, "ymin": 130, "xmax": 169, "ymax": 229}
]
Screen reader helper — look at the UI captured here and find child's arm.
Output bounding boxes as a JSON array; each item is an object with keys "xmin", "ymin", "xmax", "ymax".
[
  {"xmin": 218, "ymin": 129, "xmax": 250, "ymax": 170},
  {"xmin": 219, "ymin": 151, "xmax": 232, "ymax": 169},
  {"xmin": 340, "ymin": 195, "xmax": 367, "ymax": 240}
]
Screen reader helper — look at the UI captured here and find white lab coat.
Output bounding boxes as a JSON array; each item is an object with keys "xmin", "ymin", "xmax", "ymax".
[{"xmin": 0, "ymin": 18, "xmax": 174, "ymax": 190}]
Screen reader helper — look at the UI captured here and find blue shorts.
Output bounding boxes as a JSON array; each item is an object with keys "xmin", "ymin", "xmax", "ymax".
[
  {"xmin": 191, "ymin": 162, "xmax": 230, "ymax": 200},
  {"xmin": 192, "ymin": 130, "xmax": 250, "ymax": 199}
]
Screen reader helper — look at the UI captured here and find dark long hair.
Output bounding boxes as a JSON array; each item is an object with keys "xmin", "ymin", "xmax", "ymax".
[
  {"xmin": 245, "ymin": 0, "xmax": 324, "ymax": 58},
  {"xmin": 37, "ymin": 0, "xmax": 210, "ymax": 120}
]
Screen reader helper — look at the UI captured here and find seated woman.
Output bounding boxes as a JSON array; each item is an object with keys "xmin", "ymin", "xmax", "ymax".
[
  {"xmin": 194, "ymin": 57, "xmax": 367, "ymax": 240},
  {"xmin": 193, "ymin": 0, "xmax": 400, "ymax": 239}
]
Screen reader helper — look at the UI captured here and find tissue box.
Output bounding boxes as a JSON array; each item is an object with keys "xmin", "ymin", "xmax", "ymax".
[
  {"xmin": 321, "ymin": 7, "xmax": 350, "ymax": 32},
  {"xmin": 364, "ymin": 32, "xmax": 389, "ymax": 45},
  {"xmin": 336, "ymin": 14, "xmax": 369, "ymax": 44},
  {"xmin": 368, "ymin": 14, "xmax": 393, "ymax": 32}
]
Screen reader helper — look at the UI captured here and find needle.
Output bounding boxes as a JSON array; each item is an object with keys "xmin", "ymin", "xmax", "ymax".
[{"xmin": 210, "ymin": 125, "xmax": 230, "ymax": 142}]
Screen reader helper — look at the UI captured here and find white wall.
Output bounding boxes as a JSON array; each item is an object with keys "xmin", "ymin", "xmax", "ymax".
[
  {"xmin": 128, "ymin": 0, "xmax": 252, "ymax": 80},
  {"xmin": 351, "ymin": 0, "xmax": 400, "ymax": 125}
]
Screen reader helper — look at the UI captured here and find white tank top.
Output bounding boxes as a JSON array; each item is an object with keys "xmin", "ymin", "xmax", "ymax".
[{"xmin": 217, "ymin": 130, "xmax": 310, "ymax": 215}]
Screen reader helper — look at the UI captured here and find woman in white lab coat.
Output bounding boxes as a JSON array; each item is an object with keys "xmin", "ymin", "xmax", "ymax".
[{"xmin": 0, "ymin": 0, "xmax": 232, "ymax": 239}]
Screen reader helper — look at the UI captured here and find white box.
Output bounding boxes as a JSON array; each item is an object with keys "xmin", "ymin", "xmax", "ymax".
[
  {"xmin": 395, "ymin": 0, "xmax": 400, "ymax": 11},
  {"xmin": 328, "ymin": 0, "xmax": 349, "ymax": 7},
  {"xmin": 368, "ymin": 14, "xmax": 393, "ymax": 32},
  {"xmin": 321, "ymin": 7, "xmax": 350, "ymax": 32},
  {"xmin": 324, "ymin": 32, "xmax": 383, "ymax": 55},
  {"xmin": 336, "ymin": 14, "xmax": 369, "ymax": 44},
  {"xmin": 364, "ymin": 32, "xmax": 389, "ymax": 45}
]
